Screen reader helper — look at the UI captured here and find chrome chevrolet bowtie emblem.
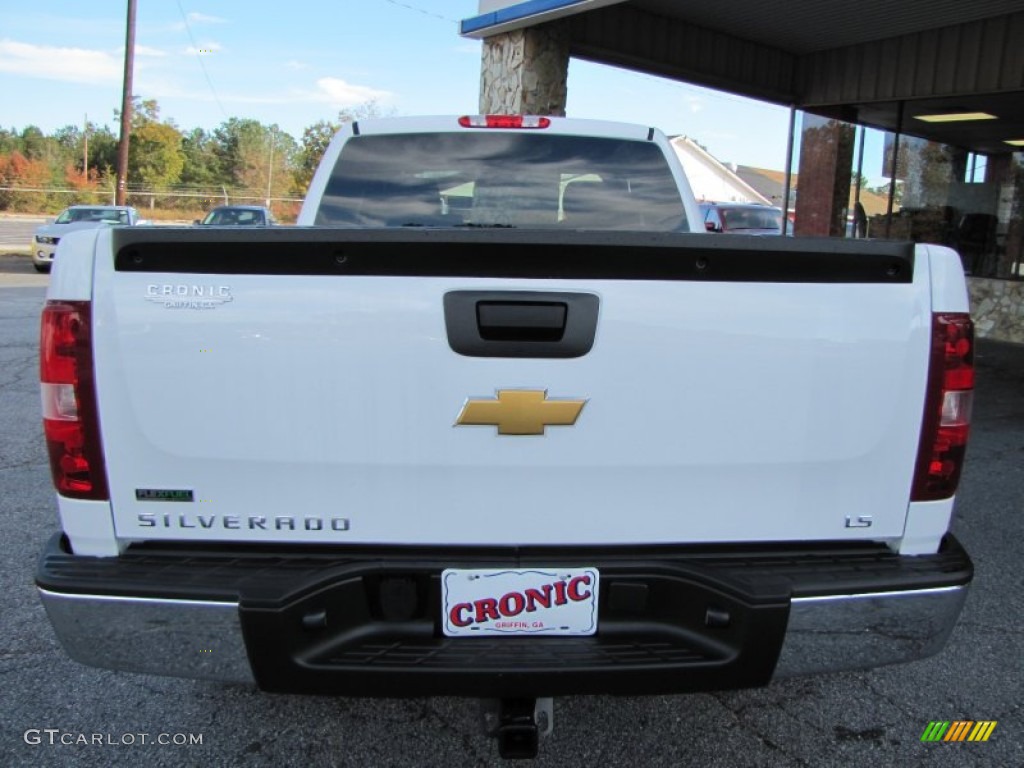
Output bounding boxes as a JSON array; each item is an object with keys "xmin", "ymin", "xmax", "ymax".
[{"xmin": 455, "ymin": 390, "xmax": 587, "ymax": 435}]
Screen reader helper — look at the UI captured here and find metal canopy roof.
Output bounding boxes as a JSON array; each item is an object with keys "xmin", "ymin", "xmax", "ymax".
[
  {"xmin": 464, "ymin": 0, "xmax": 1024, "ymax": 155},
  {"xmin": 630, "ymin": 0, "xmax": 1020, "ymax": 56}
]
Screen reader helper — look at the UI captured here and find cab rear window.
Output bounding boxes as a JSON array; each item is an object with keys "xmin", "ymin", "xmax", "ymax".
[{"xmin": 315, "ymin": 133, "xmax": 686, "ymax": 231}]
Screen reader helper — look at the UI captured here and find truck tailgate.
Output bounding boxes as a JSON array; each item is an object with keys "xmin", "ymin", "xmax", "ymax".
[{"xmin": 93, "ymin": 228, "xmax": 928, "ymax": 546}]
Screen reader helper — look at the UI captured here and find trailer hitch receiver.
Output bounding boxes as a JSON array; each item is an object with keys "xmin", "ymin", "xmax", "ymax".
[{"xmin": 480, "ymin": 697, "xmax": 553, "ymax": 759}]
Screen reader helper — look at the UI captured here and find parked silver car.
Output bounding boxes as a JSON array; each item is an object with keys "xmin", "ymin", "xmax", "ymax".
[{"xmin": 195, "ymin": 205, "xmax": 277, "ymax": 226}]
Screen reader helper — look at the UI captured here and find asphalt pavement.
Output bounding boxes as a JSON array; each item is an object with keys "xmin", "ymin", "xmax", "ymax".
[
  {"xmin": 0, "ymin": 271, "xmax": 1021, "ymax": 767},
  {"xmin": 0, "ymin": 215, "xmax": 48, "ymax": 253}
]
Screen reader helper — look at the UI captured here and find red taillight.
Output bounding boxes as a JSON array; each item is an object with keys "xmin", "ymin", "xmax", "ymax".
[
  {"xmin": 40, "ymin": 301, "xmax": 108, "ymax": 499},
  {"xmin": 911, "ymin": 313, "xmax": 974, "ymax": 501},
  {"xmin": 458, "ymin": 115, "xmax": 551, "ymax": 129}
]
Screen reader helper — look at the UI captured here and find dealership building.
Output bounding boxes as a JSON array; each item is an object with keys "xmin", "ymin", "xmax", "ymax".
[{"xmin": 461, "ymin": 0, "xmax": 1024, "ymax": 340}]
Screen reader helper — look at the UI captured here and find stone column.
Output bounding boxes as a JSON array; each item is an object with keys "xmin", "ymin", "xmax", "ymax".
[
  {"xmin": 794, "ymin": 115, "xmax": 855, "ymax": 237},
  {"xmin": 479, "ymin": 22, "xmax": 569, "ymax": 116}
]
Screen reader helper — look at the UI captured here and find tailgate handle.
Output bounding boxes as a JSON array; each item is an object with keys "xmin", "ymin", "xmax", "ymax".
[
  {"xmin": 444, "ymin": 291, "xmax": 599, "ymax": 359},
  {"xmin": 476, "ymin": 301, "xmax": 567, "ymax": 342}
]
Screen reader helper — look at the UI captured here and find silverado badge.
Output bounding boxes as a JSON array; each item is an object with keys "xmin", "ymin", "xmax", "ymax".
[{"xmin": 455, "ymin": 390, "xmax": 586, "ymax": 436}]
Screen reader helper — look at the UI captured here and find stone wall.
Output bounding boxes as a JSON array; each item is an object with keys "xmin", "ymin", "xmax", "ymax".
[
  {"xmin": 969, "ymin": 277, "xmax": 1024, "ymax": 343},
  {"xmin": 479, "ymin": 23, "xmax": 569, "ymax": 116}
]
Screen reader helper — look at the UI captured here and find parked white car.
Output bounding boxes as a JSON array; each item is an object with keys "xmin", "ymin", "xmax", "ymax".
[{"xmin": 32, "ymin": 205, "xmax": 141, "ymax": 272}]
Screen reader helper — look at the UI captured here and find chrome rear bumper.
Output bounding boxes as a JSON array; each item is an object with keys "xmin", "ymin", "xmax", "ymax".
[
  {"xmin": 773, "ymin": 585, "xmax": 968, "ymax": 678},
  {"xmin": 39, "ymin": 590, "xmax": 255, "ymax": 684},
  {"xmin": 39, "ymin": 582, "xmax": 968, "ymax": 687}
]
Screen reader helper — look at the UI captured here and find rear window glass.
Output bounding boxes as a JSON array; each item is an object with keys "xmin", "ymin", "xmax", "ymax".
[
  {"xmin": 315, "ymin": 132, "xmax": 686, "ymax": 231},
  {"xmin": 55, "ymin": 208, "xmax": 129, "ymax": 224},
  {"xmin": 721, "ymin": 207, "xmax": 782, "ymax": 231},
  {"xmin": 202, "ymin": 208, "xmax": 265, "ymax": 225}
]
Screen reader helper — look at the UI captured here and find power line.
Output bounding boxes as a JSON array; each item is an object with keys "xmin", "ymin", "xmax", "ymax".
[
  {"xmin": 380, "ymin": 0, "xmax": 457, "ymax": 25},
  {"xmin": 175, "ymin": 0, "xmax": 229, "ymax": 119}
]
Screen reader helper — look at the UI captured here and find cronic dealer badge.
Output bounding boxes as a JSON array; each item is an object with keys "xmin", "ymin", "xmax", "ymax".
[{"xmin": 145, "ymin": 284, "xmax": 233, "ymax": 310}]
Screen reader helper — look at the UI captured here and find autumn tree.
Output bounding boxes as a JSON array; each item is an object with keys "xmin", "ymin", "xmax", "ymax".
[
  {"xmin": 0, "ymin": 151, "xmax": 52, "ymax": 211},
  {"xmin": 54, "ymin": 125, "xmax": 93, "ymax": 193},
  {"xmin": 60, "ymin": 125, "xmax": 102, "ymax": 194}
]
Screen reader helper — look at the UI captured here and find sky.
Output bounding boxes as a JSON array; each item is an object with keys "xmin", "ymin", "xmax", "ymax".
[{"xmin": 0, "ymin": 0, "xmax": 878, "ymax": 175}]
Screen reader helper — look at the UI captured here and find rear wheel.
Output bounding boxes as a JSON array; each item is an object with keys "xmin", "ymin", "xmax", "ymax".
[{"xmin": 34, "ymin": 264, "xmax": 51, "ymax": 273}]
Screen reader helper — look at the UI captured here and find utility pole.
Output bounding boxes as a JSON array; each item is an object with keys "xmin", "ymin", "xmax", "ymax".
[
  {"xmin": 83, "ymin": 114, "xmax": 89, "ymax": 182},
  {"xmin": 115, "ymin": 0, "xmax": 137, "ymax": 205},
  {"xmin": 265, "ymin": 127, "xmax": 276, "ymax": 208}
]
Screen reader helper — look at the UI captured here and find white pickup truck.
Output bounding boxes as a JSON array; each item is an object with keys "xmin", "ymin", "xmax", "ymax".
[{"xmin": 36, "ymin": 115, "xmax": 974, "ymax": 758}]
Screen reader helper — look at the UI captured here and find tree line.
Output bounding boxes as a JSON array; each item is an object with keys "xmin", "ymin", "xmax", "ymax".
[{"xmin": 0, "ymin": 98, "xmax": 385, "ymax": 221}]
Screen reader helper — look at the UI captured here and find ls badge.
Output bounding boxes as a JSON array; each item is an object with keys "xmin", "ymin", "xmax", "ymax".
[{"xmin": 456, "ymin": 390, "xmax": 586, "ymax": 435}]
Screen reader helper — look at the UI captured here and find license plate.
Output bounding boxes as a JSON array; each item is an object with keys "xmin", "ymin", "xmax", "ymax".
[{"xmin": 441, "ymin": 567, "xmax": 599, "ymax": 637}]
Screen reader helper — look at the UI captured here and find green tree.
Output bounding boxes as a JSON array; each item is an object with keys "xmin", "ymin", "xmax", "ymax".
[
  {"xmin": 213, "ymin": 118, "xmax": 297, "ymax": 200},
  {"xmin": 19, "ymin": 125, "xmax": 50, "ymax": 160},
  {"xmin": 131, "ymin": 98, "xmax": 162, "ymax": 131},
  {"xmin": 213, "ymin": 117, "xmax": 269, "ymax": 189},
  {"xmin": 294, "ymin": 102, "xmax": 392, "ymax": 193},
  {"xmin": 52, "ymin": 124, "xmax": 103, "ymax": 184},
  {"xmin": 0, "ymin": 128, "xmax": 19, "ymax": 155},
  {"xmin": 122, "ymin": 98, "xmax": 185, "ymax": 189},
  {"xmin": 295, "ymin": 120, "xmax": 335, "ymax": 194},
  {"xmin": 264, "ymin": 128, "xmax": 298, "ymax": 201},
  {"xmin": 179, "ymin": 128, "xmax": 221, "ymax": 187},
  {"xmin": 53, "ymin": 125, "xmax": 82, "ymax": 155},
  {"xmin": 86, "ymin": 124, "xmax": 119, "ymax": 181},
  {"xmin": 129, "ymin": 121, "xmax": 185, "ymax": 189}
]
